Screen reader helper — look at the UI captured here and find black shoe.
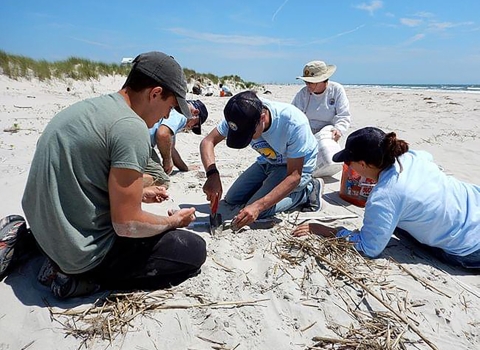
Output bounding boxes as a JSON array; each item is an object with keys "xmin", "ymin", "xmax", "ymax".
[
  {"xmin": 37, "ymin": 257, "xmax": 59, "ymax": 287},
  {"xmin": 0, "ymin": 215, "xmax": 28, "ymax": 279},
  {"xmin": 51, "ymin": 272, "xmax": 101, "ymax": 299},
  {"xmin": 302, "ymin": 178, "xmax": 324, "ymax": 212}
]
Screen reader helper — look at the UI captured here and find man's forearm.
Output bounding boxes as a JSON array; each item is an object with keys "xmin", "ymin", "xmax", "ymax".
[
  {"xmin": 113, "ymin": 211, "xmax": 176, "ymax": 238},
  {"xmin": 172, "ymin": 147, "xmax": 188, "ymax": 171},
  {"xmin": 200, "ymin": 139, "xmax": 217, "ymax": 171}
]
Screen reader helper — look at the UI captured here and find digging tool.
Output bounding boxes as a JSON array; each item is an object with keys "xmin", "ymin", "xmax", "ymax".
[{"xmin": 209, "ymin": 193, "xmax": 223, "ymax": 236}]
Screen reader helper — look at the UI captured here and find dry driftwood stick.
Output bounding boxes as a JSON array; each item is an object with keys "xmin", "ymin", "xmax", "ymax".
[
  {"xmin": 20, "ymin": 340, "xmax": 35, "ymax": 350},
  {"xmin": 212, "ymin": 256, "xmax": 234, "ymax": 272},
  {"xmin": 300, "ymin": 321, "xmax": 317, "ymax": 332},
  {"xmin": 54, "ymin": 297, "xmax": 270, "ymax": 316},
  {"xmin": 296, "ymin": 214, "xmax": 359, "ymax": 226},
  {"xmin": 315, "ymin": 254, "xmax": 439, "ymax": 350},
  {"xmin": 394, "ymin": 261, "xmax": 451, "ymax": 298},
  {"xmin": 312, "ymin": 336, "xmax": 359, "ymax": 346},
  {"xmin": 196, "ymin": 334, "xmax": 225, "ymax": 345},
  {"xmin": 189, "ymin": 298, "xmax": 270, "ymax": 309},
  {"xmin": 440, "ymin": 270, "xmax": 480, "ymax": 298}
]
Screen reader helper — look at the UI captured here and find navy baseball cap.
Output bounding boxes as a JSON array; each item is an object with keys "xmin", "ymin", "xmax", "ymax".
[
  {"xmin": 332, "ymin": 127, "xmax": 386, "ymax": 163},
  {"xmin": 189, "ymin": 100, "xmax": 208, "ymax": 135},
  {"xmin": 223, "ymin": 91, "xmax": 263, "ymax": 149}
]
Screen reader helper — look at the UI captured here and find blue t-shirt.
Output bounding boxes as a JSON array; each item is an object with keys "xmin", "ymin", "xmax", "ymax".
[
  {"xmin": 217, "ymin": 98, "xmax": 318, "ymax": 174},
  {"xmin": 149, "ymin": 110, "xmax": 187, "ymax": 147},
  {"xmin": 338, "ymin": 150, "xmax": 480, "ymax": 257}
]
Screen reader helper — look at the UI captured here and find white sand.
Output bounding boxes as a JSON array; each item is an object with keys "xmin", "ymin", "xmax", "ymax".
[{"xmin": 1, "ymin": 76, "xmax": 479, "ymax": 350}]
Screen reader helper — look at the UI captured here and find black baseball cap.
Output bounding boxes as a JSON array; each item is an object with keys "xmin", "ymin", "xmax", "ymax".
[
  {"xmin": 130, "ymin": 52, "xmax": 191, "ymax": 119},
  {"xmin": 224, "ymin": 91, "xmax": 263, "ymax": 149},
  {"xmin": 332, "ymin": 127, "xmax": 386, "ymax": 163},
  {"xmin": 188, "ymin": 100, "xmax": 208, "ymax": 135}
]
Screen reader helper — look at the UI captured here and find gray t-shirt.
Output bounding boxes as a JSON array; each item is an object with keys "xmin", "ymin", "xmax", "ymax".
[{"xmin": 22, "ymin": 93, "xmax": 150, "ymax": 274}]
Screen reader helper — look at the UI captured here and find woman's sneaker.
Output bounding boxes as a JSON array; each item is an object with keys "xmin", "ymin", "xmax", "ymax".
[{"xmin": 0, "ymin": 215, "xmax": 28, "ymax": 280}]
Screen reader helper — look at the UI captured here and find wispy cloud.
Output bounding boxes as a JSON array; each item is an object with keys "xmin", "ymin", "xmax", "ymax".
[
  {"xmin": 272, "ymin": 0, "xmax": 290, "ymax": 22},
  {"xmin": 428, "ymin": 21, "xmax": 474, "ymax": 31},
  {"xmin": 30, "ymin": 11, "xmax": 56, "ymax": 19},
  {"xmin": 413, "ymin": 12, "xmax": 435, "ymax": 18},
  {"xmin": 70, "ymin": 37, "xmax": 111, "ymax": 48},
  {"xmin": 400, "ymin": 33, "xmax": 426, "ymax": 46},
  {"xmin": 400, "ymin": 18, "xmax": 423, "ymax": 27},
  {"xmin": 303, "ymin": 25, "xmax": 366, "ymax": 46},
  {"xmin": 168, "ymin": 28, "xmax": 294, "ymax": 46},
  {"xmin": 355, "ymin": 0, "xmax": 383, "ymax": 16},
  {"xmin": 169, "ymin": 24, "xmax": 365, "ymax": 49},
  {"xmin": 400, "ymin": 11, "xmax": 474, "ymax": 32}
]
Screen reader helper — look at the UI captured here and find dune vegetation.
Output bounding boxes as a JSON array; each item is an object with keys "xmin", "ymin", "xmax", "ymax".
[{"xmin": 0, "ymin": 50, "xmax": 258, "ymax": 90}]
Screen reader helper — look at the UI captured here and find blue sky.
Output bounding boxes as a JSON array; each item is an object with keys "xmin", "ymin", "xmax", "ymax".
[{"xmin": 1, "ymin": 0, "xmax": 479, "ymax": 84}]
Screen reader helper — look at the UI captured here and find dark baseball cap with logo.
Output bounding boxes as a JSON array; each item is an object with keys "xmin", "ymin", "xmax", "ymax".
[
  {"xmin": 130, "ymin": 51, "xmax": 191, "ymax": 119},
  {"xmin": 332, "ymin": 127, "xmax": 386, "ymax": 163},
  {"xmin": 188, "ymin": 100, "xmax": 208, "ymax": 135},
  {"xmin": 223, "ymin": 91, "xmax": 263, "ymax": 149}
]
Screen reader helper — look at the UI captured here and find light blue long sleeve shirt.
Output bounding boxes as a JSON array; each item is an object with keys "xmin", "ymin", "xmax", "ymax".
[{"xmin": 338, "ymin": 150, "xmax": 480, "ymax": 257}]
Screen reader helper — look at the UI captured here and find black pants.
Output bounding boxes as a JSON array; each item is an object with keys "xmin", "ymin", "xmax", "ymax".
[
  {"xmin": 85, "ymin": 229, "xmax": 207, "ymax": 290},
  {"xmin": 394, "ymin": 228, "xmax": 480, "ymax": 269}
]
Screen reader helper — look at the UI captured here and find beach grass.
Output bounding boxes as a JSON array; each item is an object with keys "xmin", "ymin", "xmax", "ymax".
[
  {"xmin": 0, "ymin": 50, "xmax": 129, "ymax": 81},
  {"xmin": 0, "ymin": 50, "xmax": 258, "ymax": 89}
]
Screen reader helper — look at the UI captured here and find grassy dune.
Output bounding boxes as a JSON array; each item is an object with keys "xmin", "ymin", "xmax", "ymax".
[{"xmin": 0, "ymin": 50, "xmax": 258, "ymax": 89}]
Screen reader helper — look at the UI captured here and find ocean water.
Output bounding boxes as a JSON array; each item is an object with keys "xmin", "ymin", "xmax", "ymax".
[{"xmin": 345, "ymin": 83, "xmax": 480, "ymax": 93}]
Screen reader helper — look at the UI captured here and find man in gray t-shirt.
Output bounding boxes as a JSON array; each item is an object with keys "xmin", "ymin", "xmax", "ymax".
[{"xmin": 12, "ymin": 52, "xmax": 207, "ymax": 298}]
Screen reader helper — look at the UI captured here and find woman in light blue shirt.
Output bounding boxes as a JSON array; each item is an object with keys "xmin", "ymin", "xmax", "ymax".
[{"xmin": 294, "ymin": 127, "xmax": 480, "ymax": 269}]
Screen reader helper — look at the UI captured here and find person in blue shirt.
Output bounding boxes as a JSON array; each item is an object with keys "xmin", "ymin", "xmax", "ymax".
[
  {"xmin": 144, "ymin": 100, "xmax": 208, "ymax": 188},
  {"xmin": 200, "ymin": 90, "xmax": 322, "ymax": 230},
  {"xmin": 293, "ymin": 127, "xmax": 480, "ymax": 269},
  {"xmin": 219, "ymin": 83, "xmax": 233, "ymax": 97}
]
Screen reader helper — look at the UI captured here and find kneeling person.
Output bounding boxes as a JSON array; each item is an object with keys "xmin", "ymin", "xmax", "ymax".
[
  {"xmin": 16, "ymin": 52, "xmax": 207, "ymax": 298},
  {"xmin": 144, "ymin": 100, "xmax": 208, "ymax": 188},
  {"xmin": 200, "ymin": 91, "xmax": 321, "ymax": 230}
]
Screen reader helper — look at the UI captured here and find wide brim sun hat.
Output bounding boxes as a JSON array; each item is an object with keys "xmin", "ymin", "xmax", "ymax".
[{"xmin": 297, "ymin": 60, "xmax": 336, "ymax": 83}]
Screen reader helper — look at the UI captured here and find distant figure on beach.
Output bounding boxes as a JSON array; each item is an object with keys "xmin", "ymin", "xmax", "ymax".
[
  {"xmin": 204, "ymin": 83, "xmax": 214, "ymax": 96},
  {"xmin": 192, "ymin": 80, "xmax": 203, "ymax": 95},
  {"xmin": 219, "ymin": 83, "xmax": 233, "ymax": 97},
  {"xmin": 292, "ymin": 60, "xmax": 351, "ymax": 141},
  {"xmin": 144, "ymin": 99, "xmax": 208, "ymax": 187},
  {"xmin": 0, "ymin": 52, "xmax": 207, "ymax": 298},
  {"xmin": 293, "ymin": 127, "xmax": 480, "ymax": 269},
  {"xmin": 200, "ymin": 90, "xmax": 321, "ymax": 230}
]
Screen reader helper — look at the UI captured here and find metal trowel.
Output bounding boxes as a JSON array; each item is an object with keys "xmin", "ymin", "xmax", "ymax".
[{"xmin": 209, "ymin": 193, "xmax": 223, "ymax": 236}]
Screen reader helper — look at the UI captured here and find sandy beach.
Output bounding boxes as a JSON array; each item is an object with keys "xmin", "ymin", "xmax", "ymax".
[{"xmin": 1, "ymin": 75, "xmax": 479, "ymax": 350}]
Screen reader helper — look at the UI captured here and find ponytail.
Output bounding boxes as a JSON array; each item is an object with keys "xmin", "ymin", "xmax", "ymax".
[{"xmin": 380, "ymin": 132, "xmax": 409, "ymax": 170}]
